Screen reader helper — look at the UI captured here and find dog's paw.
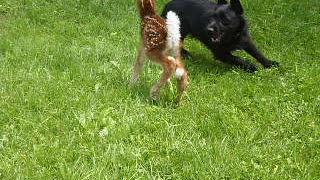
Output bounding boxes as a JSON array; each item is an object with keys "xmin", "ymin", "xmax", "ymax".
[
  {"xmin": 264, "ymin": 60, "xmax": 280, "ymax": 68},
  {"xmin": 270, "ymin": 60, "xmax": 280, "ymax": 67},
  {"xmin": 245, "ymin": 64, "xmax": 258, "ymax": 73},
  {"xmin": 181, "ymin": 49, "xmax": 192, "ymax": 59}
]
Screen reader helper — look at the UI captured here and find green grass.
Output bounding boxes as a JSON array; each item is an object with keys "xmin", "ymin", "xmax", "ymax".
[{"xmin": 0, "ymin": 0, "xmax": 319, "ymax": 179}]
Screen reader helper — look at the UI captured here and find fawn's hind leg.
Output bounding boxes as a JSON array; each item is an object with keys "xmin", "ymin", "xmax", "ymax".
[
  {"xmin": 174, "ymin": 51, "xmax": 188, "ymax": 103},
  {"xmin": 150, "ymin": 55, "xmax": 176, "ymax": 100},
  {"xmin": 129, "ymin": 44, "xmax": 145, "ymax": 87}
]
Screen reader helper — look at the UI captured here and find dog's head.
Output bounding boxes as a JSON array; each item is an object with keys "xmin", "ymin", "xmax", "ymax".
[{"xmin": 206, "ymin": 0, "xmax": 246, "ymax": 43}]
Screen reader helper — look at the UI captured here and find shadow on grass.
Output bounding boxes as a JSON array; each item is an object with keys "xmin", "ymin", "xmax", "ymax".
[
  {"xmin": 184, "ymin": 50, "xmax": 284, "ymax": 76},
  {"xmin": 183, "ymin": 50, "xmax": 232, "ymax": 76},
  {"xmin": 126, "ymin": 49, "xmax": 283, "ymax": 108},
  {"xmin": 128, "ymin": 81, "xmax": 185, "ymax": 109},
  {"xmin": 126, "ymin": 52, "xmax": 235, "ymax": 108}
]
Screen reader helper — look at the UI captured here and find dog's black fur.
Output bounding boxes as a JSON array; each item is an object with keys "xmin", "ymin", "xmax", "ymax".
[{"xmin": 161, "ymin": 0, "xmax": 279, "ymax": 72}]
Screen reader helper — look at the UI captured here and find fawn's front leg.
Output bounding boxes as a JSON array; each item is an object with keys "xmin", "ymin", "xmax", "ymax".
[{"xmin": 129, "ymin": 44, "xmax": 145, "ymax": 87}]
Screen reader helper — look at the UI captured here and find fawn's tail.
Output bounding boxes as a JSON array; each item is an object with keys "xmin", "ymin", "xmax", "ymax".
[{"xmin": 137, "ymin": 0, "xmax": 156, "ymax": 18}]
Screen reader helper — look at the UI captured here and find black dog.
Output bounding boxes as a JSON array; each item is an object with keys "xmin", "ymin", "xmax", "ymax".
[{"xmin": 161, "ymin": 0, "xmax": 279, "ymax": 72}]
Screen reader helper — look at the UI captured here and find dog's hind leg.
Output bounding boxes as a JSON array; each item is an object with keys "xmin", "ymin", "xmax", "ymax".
[
  {"xmin": 181, "ymin": 48, "xmax": 192, "ymax": 59},
  {"xmin": 150, "ymin": 55, "xmax": 176, "ymax": 100},
  {"xmin": 179, "ymin": 37, "xmax": 192, "ymax": 59},
  {"xmin": 129, "ymin": 43, "xmax": 145, "ymax": 87}
]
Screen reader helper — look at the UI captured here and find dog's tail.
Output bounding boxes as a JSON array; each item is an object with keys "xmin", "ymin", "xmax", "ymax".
[{"xmin": 137, "ymin": 0, "xmax": 156, "ymax": 18}]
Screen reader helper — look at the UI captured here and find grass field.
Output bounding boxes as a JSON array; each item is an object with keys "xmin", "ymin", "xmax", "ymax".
[{"xmin": 0, "ymin": 0, "xmax": 319, "ymax": 179}]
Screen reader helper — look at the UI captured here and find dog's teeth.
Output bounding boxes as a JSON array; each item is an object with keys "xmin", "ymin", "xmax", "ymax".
[{"xmin": 211, "ymin": 38, "xmax": 219, "ymax": 42}]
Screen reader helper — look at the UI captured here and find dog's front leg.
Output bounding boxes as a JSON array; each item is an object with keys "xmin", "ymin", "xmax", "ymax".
[
  {"xmin": 244, "ymin": 41, "xmax": 279, "ymax": 68},
  {"xmin": 215, "ymin": 51, "xmax": 258, "ymax": 72},
  {"xmin": 129, "ymin": 43, "xmax": 145, "ymax": 87}
]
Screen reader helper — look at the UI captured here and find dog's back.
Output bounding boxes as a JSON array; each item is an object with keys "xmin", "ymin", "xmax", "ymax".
[{"xmin": 162, "ymin": 0, "xmax": 217, "ymax": 39}]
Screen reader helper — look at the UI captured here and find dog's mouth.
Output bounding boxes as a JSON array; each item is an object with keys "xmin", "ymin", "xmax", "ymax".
[{"xmin": 210, "ymin": 32, "xmax": 224, "ymax": 43}]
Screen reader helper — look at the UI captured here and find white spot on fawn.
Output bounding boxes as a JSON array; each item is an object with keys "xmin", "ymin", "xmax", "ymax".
[
  {"xmin": 175, "ymin": 68, "xmax": 185, "ymax": 79},
  {"xmin": 168, "ymin": 56, "xmax": 175, "ymax": 62}
]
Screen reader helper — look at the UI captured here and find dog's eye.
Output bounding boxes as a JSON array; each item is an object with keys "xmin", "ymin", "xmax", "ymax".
[{"xmin": 220, "ymin": 16, "xmax": 230, "ymax": 26}]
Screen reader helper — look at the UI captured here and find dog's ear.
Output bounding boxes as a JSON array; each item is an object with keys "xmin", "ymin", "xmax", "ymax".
[
  {"xmin": 218, "ymin": 0, "xmax": 228, "ymax": 4},
  {"xmin": 230, "ymin": 0, "xmax": 243, "ymax": 15}
]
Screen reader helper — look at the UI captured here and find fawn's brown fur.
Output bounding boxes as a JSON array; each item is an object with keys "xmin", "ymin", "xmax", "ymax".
[{"xmin": 129, "ymin": 0, "xmax": 188, "ymax": 103}]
